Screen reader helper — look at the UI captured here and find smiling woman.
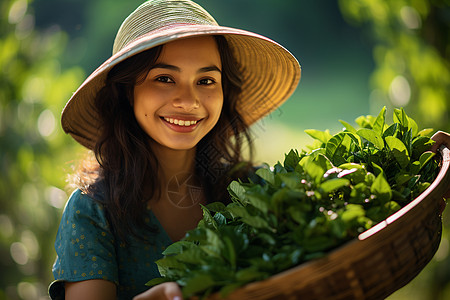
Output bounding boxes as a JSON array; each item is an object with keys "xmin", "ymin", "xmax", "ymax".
[
  {"xmin": 133, "ymin": 36, "xmax": 224, "ymax": 152},
  {"xmin": 48, "ymin": 0, "xmax": 300, "ymax": 299}
]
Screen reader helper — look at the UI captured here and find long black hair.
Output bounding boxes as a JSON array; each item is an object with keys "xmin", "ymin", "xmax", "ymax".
[{"xmin": 73, "ymin": 36, "xmax": 254, "ymax": 242}]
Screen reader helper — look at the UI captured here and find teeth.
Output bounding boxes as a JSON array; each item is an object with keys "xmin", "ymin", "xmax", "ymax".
[{"xmin": 164, "ymin": 117, "xmax": 198, "ymax": 126}]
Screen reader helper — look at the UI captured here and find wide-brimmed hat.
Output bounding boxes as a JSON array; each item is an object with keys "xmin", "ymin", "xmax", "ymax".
[{"xmin": 61, "ymin": 0, "xmax": 301, "ymax": 150}]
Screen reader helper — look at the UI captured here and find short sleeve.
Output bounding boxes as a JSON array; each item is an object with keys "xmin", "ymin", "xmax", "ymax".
[{"xmin": 49, "ymin": 189, "xmax": 118, "ymax": 299}]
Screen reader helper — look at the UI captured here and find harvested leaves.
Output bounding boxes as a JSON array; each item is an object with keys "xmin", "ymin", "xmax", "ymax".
[{"xmin": 147, "ymin": 107, "xmax": 440, "ymax": 298}]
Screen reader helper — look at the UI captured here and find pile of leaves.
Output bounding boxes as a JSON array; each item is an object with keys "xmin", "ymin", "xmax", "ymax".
[{"xmin": 147, "ymin": 107, "xmax": 440, "ymax": 298}]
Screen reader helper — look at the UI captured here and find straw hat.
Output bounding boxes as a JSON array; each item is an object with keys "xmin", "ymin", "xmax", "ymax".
[{"xmin": 61, "ymin": 0, "xmax": 301, "ymax": 149}]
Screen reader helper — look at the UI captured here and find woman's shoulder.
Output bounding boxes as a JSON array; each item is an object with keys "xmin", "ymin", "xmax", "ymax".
[
  {"xmin": 65, "ymin": 178, "xmax": 106, "ymax": 206},
  {"xmin": 65, "ymin": 188, "xmax": 100, "ymax": 210},
  {"xmin": 62, "ymin": 185, "xmax": 108, "ymax": 226}
]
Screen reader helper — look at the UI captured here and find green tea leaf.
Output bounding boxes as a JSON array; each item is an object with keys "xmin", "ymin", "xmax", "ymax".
[
  {"xmin": 419, "ymin": 151, "xmax": 436, "ymax": 170},
  {"xmin": 412, "ymin": 136, "xmax": 434, "ymax": 157},
  {"xmin": 371, "ymin": 173, "xmax": 392, "ymax": 202},
  {"xmin": 146, "ymin": 277, "xmax": 171, "ymax": 287},
  {"xmin": 408, "ymin": 117, "xmax": 419, "ymax": 137},
  {"xmin": 256, "ymin": 168, "xmax": 275, "ymax": 185},
  {"xmin": 287, "ymin": 206, "xmax": 307, "ymax": 225},
  {"xmin": 235, "ymin": 267, "xmax": 267, "ymax": 282},
  {"xmin": 384, "ymin": 201, "xmax": 401, "ymax": 214},
  {"xmin": 223, "ymin": 236, "xmax": 236, "ymax": 268},
  {"xmin": 383, "ymin": 123, "xmax": 398, "ymax": 138},
  {"xmin": 182, "ymin": 274, "xmax": 216, "ymax": 297},
  {"xmin": 372, "ymin": 106, "xmax": 386, "ymax": 135},
  {"xmin": 175, "ymin": 247, "xmax": 209, "ymax": 264},
  {"xmin": 417, "ymin": 182, "xmax": 431, "ymax": 193},
  {"xmin": 156, "ymin": 256, "xmax": 187, "ymax": 276},
  {"xmin": 395, "ymin": 173, "xmax": 413, "ymax": 186},
  {"xmin": 205, "ymin": 228, "xmax": 224, "ymax": 251},
  {"xmin": 304, "ymin": 129, "xmax": 333, "ymax": 144},
  {"xmin": 402, "ymin": 128, "xmax": 413, "ymax": 156},
  {"xmin": 284, "ymin": 149, "xmax": 300, "ymax": 171},
  {"xmin": 325, "ymin": 133, "xmax": 351, "ymax": 166},
  {"xmin": 385, "ymin": 136, "xmax": 410, "ymax": 168},
  {"xmin": 410, "ymin": 161, "xmax": 420, "ymax": 174},
  {"xmin": 330, "ymin": 218, "xmax": 347, "ymax": 238},
  {"xmin": 341, "ymin": 204, "xmax": 365, "ymax": 222},
  {"xmin": 394, "ymin": 108, "xmax": 409, "ymax": 129},
  {"xmin": 339, "ymin": 120, "xmax": 357, "ymax": 134},
  {"xmin": 320, "ymin": 178, "xmax": 350, "ymax": 193},
  {"xmin": 345, "ymin": 132, "xmax": 363, "ymax": 149},
  {"xmin": 357, "ymin": 128, "xmax": 385, "ymax": 149},
  {"xmin": 355, "ymin": 115, "xmax": 376, "ymax": 128},
  {"xmin": 277, "ymin": 172, "xmax": 301, "ymax": 189},
  {"xmin": 242, "ymin": 215, "xmax": 270, "ymax": 229},
  {"xmin": 206, "ymin": 202, "xmax": 227, "ymax": 213},
  {"xmin": 303, "ymin": 235, "xmax": 335, "ymax": 252},
  {"xmin": 201, "ymin": 204, "xmax": 218, "ymax": 230},
  {"xmin": 339, "ymin": 163, "xmax": 365, "ymax": 170},
  {"xmin": 214, "ymin": 213, "xmax": 227, "ymax": 226},
  {"xmin": 371, "ymin": 162, "xmax": 383, "ymax": 177},
  {"xmin": 255, "ymin": 232, "xmax": 277, "ymax": 245},
  {"xmin": 246, "ymin": 194, "xmax": 269, "ymax": 214},
  {"xmin": 407, "ymin": 175, "xmax": 420, "ymax": 190},
  {"xmin": 417, "ymin": 128, "xmax": 434, "ymax": 137},
  {"xmin": 228, "ymin": 181, "xmax": 246, "ymax": 202},
  {"xmin": 227, "ymin": 205, "xmax": 249, "ymax": 219},
  {"xmin": 300, "ymin": 155, "xmax": 326, "ymax": 183},
  {"xmin": 162, "ymin": 241, "xmax": 193, "ymax": 256}
]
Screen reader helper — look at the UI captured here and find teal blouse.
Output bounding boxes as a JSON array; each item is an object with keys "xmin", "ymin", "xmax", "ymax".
[{"xmin": 49, "ymin": 189, "xmax": 173, "ymax": 299}]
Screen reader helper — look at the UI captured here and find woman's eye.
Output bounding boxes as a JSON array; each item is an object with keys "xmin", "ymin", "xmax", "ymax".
[
  {"xmin": 198, "ymin": 78, "xmax": 215, "ymax": 85},
  {"xmin": 156, "ymin": 76, "xmax": 174, "ymax": 83}
]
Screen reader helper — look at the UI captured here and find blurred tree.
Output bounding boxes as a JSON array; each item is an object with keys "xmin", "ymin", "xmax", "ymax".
[
  {"xmin": 0, "ymin": 0, "xmax": 84, "ymax": 299},
  {"xmin": 338, "ymin": 0, "xmax": 450, "ymax": 299},
  {"xmin": 338, "ymin": 0, "xmax": 450, "ymax": 130}
]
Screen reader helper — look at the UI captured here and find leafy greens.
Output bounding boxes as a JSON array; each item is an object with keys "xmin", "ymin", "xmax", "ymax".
[{"xmin": 147, "ymin": 107, "xmax": 440, "ymax": 298}]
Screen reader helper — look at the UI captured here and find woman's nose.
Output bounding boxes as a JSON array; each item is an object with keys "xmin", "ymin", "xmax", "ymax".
[{"xmin": 172, "ymin": 85, "xmax": 200, "ymax": 111}]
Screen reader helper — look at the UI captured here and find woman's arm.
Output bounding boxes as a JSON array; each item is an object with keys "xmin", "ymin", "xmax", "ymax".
[{"xmin": 65, "ymin": 280, "xmax": 116, "ymax": 300}]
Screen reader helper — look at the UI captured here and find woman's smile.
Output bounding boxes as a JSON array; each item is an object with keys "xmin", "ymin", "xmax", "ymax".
[
  {"xmin": 163, "ymin": 117, "xmax": 199, "ymax": 127},
  {"xmin": 160, "ymin": 116, "xmax": 203, "ymax": 133}
]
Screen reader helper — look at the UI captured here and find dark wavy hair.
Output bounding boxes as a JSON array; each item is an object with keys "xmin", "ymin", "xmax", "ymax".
[{"xmin": 74, "ymin": 36, "xmax": 254, "ymax": 242}]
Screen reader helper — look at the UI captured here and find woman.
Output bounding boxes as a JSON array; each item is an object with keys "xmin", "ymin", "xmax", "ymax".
[{"xmin": 49, "ymin": 0, "xmax": 301, "ymax": 299}]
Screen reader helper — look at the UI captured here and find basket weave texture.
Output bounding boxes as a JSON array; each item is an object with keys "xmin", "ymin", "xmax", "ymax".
[{"xmin": 206, "ymin": 144, "xmax": 450, "ymax": 300}]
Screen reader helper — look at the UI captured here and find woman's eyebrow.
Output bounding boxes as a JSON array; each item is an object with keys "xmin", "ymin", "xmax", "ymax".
[
  {"xmin": 150, "ymin": 63, "xmax": 180, "ymax": 71},
  {"xmin": 150, "ymin": 63, "xmax": 222, "ymax": 73},
  {"xmin": 198, "ymin": 65, "xmax": 222, "ymax": 73}
]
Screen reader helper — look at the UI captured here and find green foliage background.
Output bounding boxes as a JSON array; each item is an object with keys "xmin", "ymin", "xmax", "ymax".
[{"xmin": 0, "ymin": 0, "xmax": 448, "ymax": 299}]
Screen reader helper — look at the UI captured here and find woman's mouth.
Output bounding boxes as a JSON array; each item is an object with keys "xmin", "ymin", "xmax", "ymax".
[{"xmin": 163, "ymin": 117, "xmax": 200, "ymax": 127}]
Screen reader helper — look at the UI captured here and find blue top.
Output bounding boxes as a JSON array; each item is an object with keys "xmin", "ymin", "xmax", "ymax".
[{"xmin": 49, "ymin": 189, "xmax": 173, "ymax": 299}]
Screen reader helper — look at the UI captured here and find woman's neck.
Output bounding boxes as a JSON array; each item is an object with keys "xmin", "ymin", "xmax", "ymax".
[
  {"xmin": 151, "ymin": 144, "xmax": 197, "ymax": 186},
  {"xmin": 148, "ymin": 144, "xmax": 206, "ymax": 212}
]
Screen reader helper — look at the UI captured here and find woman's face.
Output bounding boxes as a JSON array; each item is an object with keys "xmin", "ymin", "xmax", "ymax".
[{"xmin": 133, "ymin": 36, "xmax": 223, "ymax": 152}]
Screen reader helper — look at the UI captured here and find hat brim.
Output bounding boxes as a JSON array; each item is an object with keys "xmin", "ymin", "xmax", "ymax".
[{"xmin": 61, "ymin": 24, "xmax": 301, "ymax": 150}]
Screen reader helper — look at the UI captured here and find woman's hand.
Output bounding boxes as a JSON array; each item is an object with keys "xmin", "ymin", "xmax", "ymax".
[
  {"xmin": 430, "ymin": 131, "xmax": 450, "ymax": 211},
  {"xmin": 431, "ymin": 131, "xmax": 450, "ymax": 153},
  {"xmin": 133, "ymin": 282, "xmax": 183, "ymax": 300}
]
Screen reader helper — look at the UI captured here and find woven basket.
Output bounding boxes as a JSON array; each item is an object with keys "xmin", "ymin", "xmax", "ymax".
[{"xmin": 206, "ymin": 136, "xmax": 450, "ymax": 300}]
